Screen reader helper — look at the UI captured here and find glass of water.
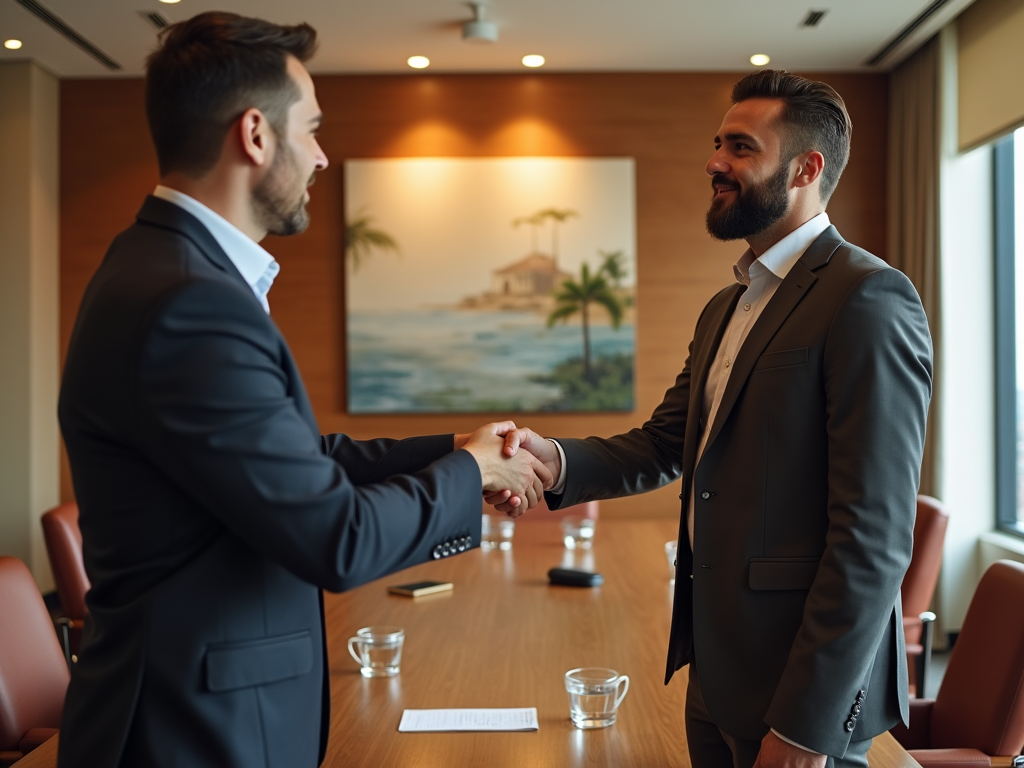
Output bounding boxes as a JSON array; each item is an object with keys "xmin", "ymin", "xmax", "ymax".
[
  {"xmin": 347, "ymin": 626, "xmax": 404, "ymax": 677},
  {"xmin": 561, "ymin": 516, "xmax": 595, "ymax": 549},
  {"xmin": 481, "ymin": 514, "xmax": 515, "ymax": 551},
  {"xmin": 564, "ymin": 667, "xmax": 630, "ymax": 728}
]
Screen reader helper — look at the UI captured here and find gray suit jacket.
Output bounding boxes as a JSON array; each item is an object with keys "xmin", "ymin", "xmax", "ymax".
[
  {"xmin": 549, "ymin": 226, "xmax": 932, "ymax": 757},
  {"xmin": 58, "ymin": 196, "xmax": 483, "ymax": 768}
]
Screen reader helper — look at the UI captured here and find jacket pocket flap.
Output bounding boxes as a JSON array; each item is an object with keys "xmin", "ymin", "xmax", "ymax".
[
  {"xmin": 206, "ymin": 631, "xmax": 313, "ymax": 692},
  {"xmin": 749, "ymin": 558, "xmax": 819, "ymax": 590},
  {"xmin": 753, "ymin": 348, "xmax": 808, "ymax": 371}
]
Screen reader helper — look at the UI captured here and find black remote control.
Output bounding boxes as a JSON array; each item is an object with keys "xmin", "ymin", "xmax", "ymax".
[{"xmin": 548, "ymin": 567, "xmax": 604, "ymax": 587}]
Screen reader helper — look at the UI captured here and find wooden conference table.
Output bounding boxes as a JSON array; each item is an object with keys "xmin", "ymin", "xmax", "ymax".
[{"xmin": 22, "ymin": 519, "xmax": 920, "ymax": 768}]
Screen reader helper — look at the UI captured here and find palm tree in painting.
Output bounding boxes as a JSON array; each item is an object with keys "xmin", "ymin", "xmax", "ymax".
[
  {"xmin": 344, "ymin": 213, "xmax": 399, "ymax": 272},
  {"xmin": 512, "ymin": 212, "xmax": 545, "ymax": 253},
  {"xmin": 547, "ymin": 263, "xmax": 623, "ymax": 381},
  {"xmin": 535, "ymin": 208, "xmax": 578, "ymax": 269},
  {"xmin": 597, "ymin": 249, "xmax": 627, "ymax": 288}
]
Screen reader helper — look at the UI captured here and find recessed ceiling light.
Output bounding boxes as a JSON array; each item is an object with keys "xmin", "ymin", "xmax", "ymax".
[
  {"xmin": 522, "ymin": 54, "xmax": 545, "ymax": 68},
  {"xmin": 4, "ymin": 39, "xmax": 23, "ymax": 50},
  {"xmin": 750, "ymin": 54, "xmax": 771, "ymax": 66},
  {"xmin": 158, "ymin": 0, "xmax": 181, "ymax": 4},
  {"xmin": 407, "ymin": 56, "xmax": 430, "ymax": 69}
]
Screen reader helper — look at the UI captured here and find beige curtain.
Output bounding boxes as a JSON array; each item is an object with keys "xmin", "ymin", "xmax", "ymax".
[{"xmin": 887, "ymin": 35, "xmax": 942, "ymax": 498}]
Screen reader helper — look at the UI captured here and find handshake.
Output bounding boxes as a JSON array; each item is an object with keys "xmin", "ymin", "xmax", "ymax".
[{"xmin": 454, "ymin": 421, "xmax": 560, "ymax": 518}]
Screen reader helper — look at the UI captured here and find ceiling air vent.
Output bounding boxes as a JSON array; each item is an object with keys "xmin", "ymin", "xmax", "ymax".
[
  {"xmin": 139, "ymin": 11, "xmax": 169, "ymax": 30},
  {"xmin": 14, "ymin": 0, "xmax": 121, "ymax": 70},
  {"xmin": 802, "ymin": 10, "xmax": 828, "ymax": 27}
]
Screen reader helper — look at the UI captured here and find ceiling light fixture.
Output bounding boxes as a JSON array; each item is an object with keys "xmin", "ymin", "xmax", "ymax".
[
  {"xmin": 158, "ymin": 0, "xmax": 181, "ymax": 4},
  {"xmin": 522, "ymin": 54, "xmax": 545, "ymax": 68},
  {"xmin": 750, "ymin": 53, "xmax": 771, "ymax": 66},
  {"xmin": 463, "ymin": 2, "xmax": 498, "ymax": 43},
  {"xmin": 4, "ymin": 39, "xmax": 23, "ymax": 50},
  {"xmin": 407, "ymin": 55, "xmax": 430, "ymax": 69}
]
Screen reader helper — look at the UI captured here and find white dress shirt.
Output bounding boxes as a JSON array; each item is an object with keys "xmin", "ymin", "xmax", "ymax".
[{"xmin": 152, "ymin": 185, "xmax": 280, "ymax": 314}]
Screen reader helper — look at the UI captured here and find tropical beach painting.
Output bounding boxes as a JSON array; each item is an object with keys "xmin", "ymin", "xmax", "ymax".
[{"xmin": 344, "ymin": 157, "xmax": 636, "ymax": 414}]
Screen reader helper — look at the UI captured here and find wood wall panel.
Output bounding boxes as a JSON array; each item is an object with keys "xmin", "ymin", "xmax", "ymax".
[{"xmin": 59, "ymin": 72, "xmax": 888, "ymax": 517}]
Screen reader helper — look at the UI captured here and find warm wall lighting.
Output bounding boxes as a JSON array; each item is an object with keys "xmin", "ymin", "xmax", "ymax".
[
  {"xmin": 4, "ymin": 39, "xmax": 23, "ymax": 50},
  {"xmin": 750, "ymin": 53, "xmax": 771, "ymax": 66},
  {"xmin": 407, "ymin": 56, "xmax": 430, "ymax": 69},
  {"xmin": 158, "ymin": 0, "xmax": 181, "ymax": 4},
  {"xmin": 522, "ymin": 54, "xmax": 545, "ymax": 68}
]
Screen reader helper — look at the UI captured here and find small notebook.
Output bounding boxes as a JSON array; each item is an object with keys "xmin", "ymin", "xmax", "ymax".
[{"xmin": 398, "ymin": 708, "xmax": 539, "ymax": 732}]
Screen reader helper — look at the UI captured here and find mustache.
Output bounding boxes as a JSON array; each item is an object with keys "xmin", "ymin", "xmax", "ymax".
[{"xmin": 711, "ymin": 173, "xmax": 739, "ymax": 190}]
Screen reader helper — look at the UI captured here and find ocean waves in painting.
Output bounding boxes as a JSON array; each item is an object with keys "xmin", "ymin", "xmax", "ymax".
[{"xmin": 348, "ymin": 309, "xmax": 634, "ymax": 413}]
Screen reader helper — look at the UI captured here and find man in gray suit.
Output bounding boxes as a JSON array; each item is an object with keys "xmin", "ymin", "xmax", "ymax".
[
  {"xmin": 58, "ymin": 13, "xmax": 546, "ymax": 768},
  {"xmin": 493, "ymin": 71, "xmax": 932, "ymax": 768}
]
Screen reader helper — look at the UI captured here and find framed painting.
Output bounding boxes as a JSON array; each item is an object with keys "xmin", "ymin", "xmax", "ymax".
[{"xmin": 344, "ymin": 157, "xmax": 636, "ymax": 414}]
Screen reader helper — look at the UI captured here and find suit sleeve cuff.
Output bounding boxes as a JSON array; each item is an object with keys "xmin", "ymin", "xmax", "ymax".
[
  {"xmin": 548, "ymin": 439, "xmax": 567, "ymax": 495},
  {"xmin": 771, "ymin": 729, "xmax": 821, "ymax": 755}
]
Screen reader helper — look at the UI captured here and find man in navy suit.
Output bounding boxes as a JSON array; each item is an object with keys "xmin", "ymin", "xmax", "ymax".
[{"xmin": 57, "ymin": 12, "xmax": 548, "ymax": 767}]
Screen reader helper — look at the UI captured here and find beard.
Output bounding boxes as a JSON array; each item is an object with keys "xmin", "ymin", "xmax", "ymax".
[
  {"xmin": 253, "ymin": 140, "xmax": 315, "ymax": 237},
  {"xmin": 705, "ymin": 162, "xmax": 790, "ymax": 241}
]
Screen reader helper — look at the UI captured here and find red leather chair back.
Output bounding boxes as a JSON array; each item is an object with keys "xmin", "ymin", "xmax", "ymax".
[
  {"xmin": 484, "ymin": 497, "xmax": 599, "ymax": 521},
  {"xmin": 0, "ymin": 557, "xmax": 70, "ymax": 752},
  {"xmin": 930, "ymin": 560, "xmax": 1024, "ymax": 755},
  {"xmin": 41, "ymin": 502, "xmax": 90, "ymax": 620},
  {"xmin": 902, "ymin": 495, "xmax": 949, "ymax": 644}
]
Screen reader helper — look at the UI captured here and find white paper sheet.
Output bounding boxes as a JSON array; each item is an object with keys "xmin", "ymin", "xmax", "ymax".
[{"xmin": 398, "ymin": 708, "xmax": 539, "ymax": 732}]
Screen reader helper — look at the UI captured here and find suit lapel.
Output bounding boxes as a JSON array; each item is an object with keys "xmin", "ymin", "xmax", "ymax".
[
  {"xmin": 681, "ymin": 285, "xmax": 744, "ymax": 483},
  {"xmin": 700, "ymin": 226, "xmax": 843, "ymax": 456},
  {"xmin": 136, "ymin": 195, "xmax": 249, "ymax": 288}
]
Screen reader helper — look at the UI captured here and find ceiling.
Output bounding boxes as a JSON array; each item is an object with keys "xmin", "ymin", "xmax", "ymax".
[{"xmin": 0, "ymin": 0, "xmax": 974, "ymax": 78}]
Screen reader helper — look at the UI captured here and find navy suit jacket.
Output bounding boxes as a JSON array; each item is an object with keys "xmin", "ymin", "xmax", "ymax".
[{"xmin": 57, "ymin": 196, "xmax": 483, "ymax": 767}]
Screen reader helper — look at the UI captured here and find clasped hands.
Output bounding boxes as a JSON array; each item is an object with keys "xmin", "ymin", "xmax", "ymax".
[{"xmin": 456, "ymin": 423, "xmax": 559, "ymax": 518}]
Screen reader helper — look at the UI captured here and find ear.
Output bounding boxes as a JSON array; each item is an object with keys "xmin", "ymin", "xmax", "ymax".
[
  {"xmin": 791, "ymin": 150, "xmax": 825, "ymax": 189},
  {"xmin": 237, "ymin": 107, "xmax": 274, "ymax": 168}
]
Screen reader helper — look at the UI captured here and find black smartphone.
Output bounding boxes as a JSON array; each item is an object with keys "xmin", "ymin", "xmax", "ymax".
[
  {"xmin": 387, "ymin": 580, "xmax": 455, "ymax": 597},
  {"xmin": 547, "ymin": 567, "xmax": 604, "ymax": 587}
]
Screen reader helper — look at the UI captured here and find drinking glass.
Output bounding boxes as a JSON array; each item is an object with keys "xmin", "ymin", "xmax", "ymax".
[
  {"xmin": 561, "ymin": 516, "xmax": 595, "ymax": 549},
  {"xmin": 481, "ymin": 514, "xmax": 515, "ymax": 551},
  {"xmin": 347, "ymin": 626, "xmax": 404, "ymax": 677},
  {"xmin": 564, "ymin": 667, "xmax": 629, "ymax": 728},
  {"xmin": 665, "ymin": 539, "xmax": 678, "ymax": 584}
]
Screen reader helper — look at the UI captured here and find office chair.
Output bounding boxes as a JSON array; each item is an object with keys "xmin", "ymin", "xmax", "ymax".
[
  {"xmin": 0, "ymin": 557, "xmax": 70, "ymax": 766},
  {"xmin": 40, "ymin": 502, "xmax": 89, "ymax": 662},
  {"xmin": 903, "ymin": 494, "xmax": 949, "ymax": 697},
  {"xmin": 891, "ymin": 560, "xmax": 1024, "ymax": 768}
]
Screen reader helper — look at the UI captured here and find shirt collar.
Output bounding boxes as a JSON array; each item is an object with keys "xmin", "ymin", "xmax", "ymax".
[
  {"xmin": 152, "ymin": 185, "xmax": 279, "ymax": 313},
  {"xmin": 733, "ymin": 212, "xmax": 831, "ymax": 286}
]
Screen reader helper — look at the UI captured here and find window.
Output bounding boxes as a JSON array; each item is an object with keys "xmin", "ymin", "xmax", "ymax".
[{"xmin": 995, "ymin": 128, "xmax": 1024, "ymax": 535}]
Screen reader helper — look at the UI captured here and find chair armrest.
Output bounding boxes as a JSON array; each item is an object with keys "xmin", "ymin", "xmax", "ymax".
[{"xmin": 891, "ymin": 698, "xmax": 935, "ymax": 749}]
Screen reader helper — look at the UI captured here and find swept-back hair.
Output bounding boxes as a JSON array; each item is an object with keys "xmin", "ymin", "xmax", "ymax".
[
  {"xmin": 731, "ymin": 70, "xmax": 852, "ymax": 202},
  {"xmin": 145, "ymin": 12, "xmax": 317, "ymax": 177}
]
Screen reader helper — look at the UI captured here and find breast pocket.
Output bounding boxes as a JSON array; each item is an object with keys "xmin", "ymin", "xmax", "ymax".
[
  {"xmin": 205, "ymin": 630, "xmax": 313, "ymax": 692},
  {"xmin": 752, "ymin": 347, "xmax": 808, "ymax": 372}
]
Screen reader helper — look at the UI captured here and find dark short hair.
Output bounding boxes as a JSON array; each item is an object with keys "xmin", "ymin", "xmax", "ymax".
[
  {"xmin": 731, "ymin": 70, "xmax": 852, "ymax": 203},
  {"xmin": 145, "ymin": 12, "xmax": 317, "ymax": 177}
]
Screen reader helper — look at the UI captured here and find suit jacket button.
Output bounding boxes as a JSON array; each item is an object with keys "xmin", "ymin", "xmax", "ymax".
[
  {"xmin": 432, "ymin": 545, "xmax": 443, "ymax": 560},
  {"xmin": 457, "ymin": 537, "xmax": 467, "ymax": 552},
  {"xmin": 701, "ymin": 491, "xmax": 710, "ymax": 500},
  {"xmin": 845, "ymin": 720, "xmax": 855, "ymax": 732},
  {"xmin": 852, "ymin": 704, "xmax": 861, "ymax": 714},
  {"xmin": 856, "ymin": 690, "xmax": 866, "ymax": 702},
  {"xmin": 442, "ymin": 542, "xmax": 451, "ymax": 557},
  {"xmin": 466, "ymin": 535, "xmax": 473, "ymax": 548}
]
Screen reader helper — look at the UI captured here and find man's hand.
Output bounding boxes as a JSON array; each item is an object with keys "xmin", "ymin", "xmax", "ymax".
[
  {"xmin": 458, "ymin": 422, "xmax": 553, "ymax": 517},
  {"xmin": 482, "ymin": 427, "xmax": 562, "ymax": 514},
  {"xmin": 752, "ymin": 731, "xmax": 827, "ymax": 768}
]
